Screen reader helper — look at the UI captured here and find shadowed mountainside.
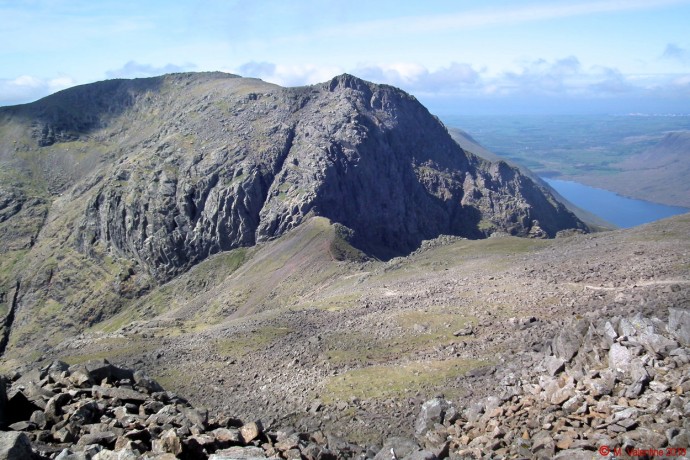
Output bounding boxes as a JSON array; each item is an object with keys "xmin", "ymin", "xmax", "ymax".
[{"xmin": 0, "ymin": 72, "xmax": 587, "ymax": 359}]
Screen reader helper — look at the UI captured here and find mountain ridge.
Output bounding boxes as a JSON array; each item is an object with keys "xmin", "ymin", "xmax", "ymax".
[
  {"xmin": 0, "ymin": 73, "xmax": 688, "ymax": 452},
  {"xmin": 0, "ymin": 71, "xmax": 585, "ymax": 364}
]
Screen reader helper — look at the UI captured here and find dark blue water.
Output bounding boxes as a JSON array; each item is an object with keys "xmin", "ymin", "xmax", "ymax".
[{"xmin": 543, "ymin": 178, "xmax": 689, "ymax": 228}]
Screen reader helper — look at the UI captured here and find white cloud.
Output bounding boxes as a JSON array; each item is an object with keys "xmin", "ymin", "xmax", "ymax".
[
  {"xmin": 105, "ymin": 61, "xmax": 196, "ymax": 79},
  {"xmin": 231, "ymin": 57, "xmax": 690, "ymax": 104},
  {"xmin": 235, "ymin": 61, "xmax": 345, "ymax": 87},
  {"xmin": 355, "ymin": 62, "xmax": 481, "ymax": 94},
  {"xmin": 0, "ymin": 75, "xmax": 76, "ymax": 106}
]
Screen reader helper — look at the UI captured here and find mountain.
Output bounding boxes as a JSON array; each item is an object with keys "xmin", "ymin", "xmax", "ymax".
[
  {"xmin": 570, "ymin": 130, "xmax": 690, "ymax": 208},
  {"xmin": 613, "ymin": 130, "xmax": 690, "ymax": 207},
  {"xmin": 0, "ymin": 72, "xmax": 587, "ymax": 359},
  {"xmin": 448, "ymin": 127, "xmax": 616, "ymax": 230},
  {"xmin": 0, "ymin": 73, "xmax": 688, "ymax": 453}
]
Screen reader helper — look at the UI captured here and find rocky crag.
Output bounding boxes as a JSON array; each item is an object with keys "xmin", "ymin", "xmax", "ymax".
[
  {"xmin": 1, "ymin": 307, "xmax": 687, "ymax": 459},
  {"xmin": 0, "ymin": 72, "xmax": 585, "ymax": 358}
]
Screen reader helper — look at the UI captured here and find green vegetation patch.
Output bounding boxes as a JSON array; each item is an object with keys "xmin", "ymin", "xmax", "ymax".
[
  {"xmin": 323, "ymin": 310, "xmax": 476, "ymax": 365},
  {"xmin": 215, "ymin": 326, "xmax": 292, "ymax": 358},
  {"xmin": 98, "ymin": 248, "xmax": 248, "ymax": 333},
  {"xmin": 322, "ymin": 358, "xmax": 486, "ymax": 402},
  {"xmin": 58, "ymin": 337, "xmax": 153, "ymax": 365}
]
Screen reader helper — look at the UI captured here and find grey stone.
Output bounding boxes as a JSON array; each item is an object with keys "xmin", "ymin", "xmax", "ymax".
[
  {"xmin": 373, "ymin": 437, "xmax": 421, "ymax": 460},
  {"xmin": 668, "ymin": 308, "xmax": 690, "ymax": 345},
  {"xmin": 608, "ymin": 343, "xmax": 632, "ymax": 370},
  {"xmin": 552, "ymin": 328, "xmax": 581, "ymax": 362},
  {"xmin": 414, "ymin": 398, "xmax": 449, "ymax": 437},
  {"xmin": 0, "ymin": 431, "xmax": 32, "ymax": 460},
  {"xmin": 211, "ymin": 446, "xmax": 268, "ymax": 459}
]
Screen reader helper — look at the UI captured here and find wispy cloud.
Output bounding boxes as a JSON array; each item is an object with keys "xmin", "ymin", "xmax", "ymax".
[
  {"xmin": 0, "ymin": 75, "xmax": 75, "ymax": 106},
  {"xmin": 300, "ymin": 0, "xmax": 690, "ymax": 40},
  {"xmin": 662, "ymin": 43, "xmax": 690, "ymax": 64},
  {"xmin": 355, "ymin": 62, "xmax": 480, "ymax": 92},
  {"xmin": 233, "ymin": 56, "xmax": 689, "ymax": 105},
  {"xmin": 105, "ymin": 61, "xmax": 196, "ymax": 79},
  {"xmin": 235, "ymin": 61, "xmax": 345, "ymax": 87}
]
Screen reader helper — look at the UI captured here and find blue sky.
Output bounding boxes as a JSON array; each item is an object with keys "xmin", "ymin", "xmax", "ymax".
[{"xmin": 1, "ymin": 0, "xmax": 690, "ymax": 114}]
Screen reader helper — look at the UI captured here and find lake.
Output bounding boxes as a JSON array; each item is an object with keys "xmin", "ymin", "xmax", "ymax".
[{"xmin": 543, "ymin": 178, "xmax": 689, "ymax": 228}]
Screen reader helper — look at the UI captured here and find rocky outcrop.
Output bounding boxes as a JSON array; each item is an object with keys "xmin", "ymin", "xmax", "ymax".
[
  {"xmin": 3, "ymin": 309, "xmax": 687, "ymax": 459},
  {"xmin": 0, "ymin": 72, "xmax": 587, "ymax": 357},
  {"xmin": 64, "ymin": 73, "xmax": 585, "ymax": 281},
  {"xmin": 0, "ymin": 359, "xmax": 347, "ymax": 459},
  {"xmin": 403, "ymin": 311, "xmax": 690, "ymax": 459}
]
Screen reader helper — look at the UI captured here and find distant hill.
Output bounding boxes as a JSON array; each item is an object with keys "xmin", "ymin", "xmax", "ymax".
[
  {"xmin": 449, "ymin": 127, "xmax": 615, "ymax": 230},
  {"xmin": 571, "ymin": 130, "xmax": 690, "ymax": 208}
]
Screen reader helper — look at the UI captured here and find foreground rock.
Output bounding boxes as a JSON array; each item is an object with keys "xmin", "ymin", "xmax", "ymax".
[
  {"xmin": 405, "ymin": 310, "xmax": 690, "ymax": 459},
  {"xmin": 0, "ymin": 359, "xmax": 344, "ymax": 459},
  {"xmin": 2, "ymin": 308, "xmax": 688, "ymax": 459}
]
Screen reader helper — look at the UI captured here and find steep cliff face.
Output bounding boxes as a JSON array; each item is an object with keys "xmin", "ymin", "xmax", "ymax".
[
  {"xmin": 66, "ymin": 73, "xmax": 584, "ymax": 281},
  {"xmin": 0, "ymin": 72, "xmax": 586, "ymax": 356}
]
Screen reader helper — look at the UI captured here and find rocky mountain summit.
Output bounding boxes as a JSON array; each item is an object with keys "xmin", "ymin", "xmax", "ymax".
[
  {"xmin": 0, "ymin": 72, "xmax": 584, "ymax": 359},
  {"xmin": 1, "ymin": 72, "xmax": 688, "ymax": 458}
]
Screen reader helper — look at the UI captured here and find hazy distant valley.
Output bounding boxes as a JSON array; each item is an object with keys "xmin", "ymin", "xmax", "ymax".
[{"xmin": 443, "ymin": 114, "xmax": 690, "ymax": 210}]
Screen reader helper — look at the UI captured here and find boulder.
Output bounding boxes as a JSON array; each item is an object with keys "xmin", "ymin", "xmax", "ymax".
[
  {"xmin": 0, "ymin": 432, "xmax": 32, "ymax": 460},
  {"xmin": 668, "ymin": 308, "xmax": 690, "ymax": 345},
  {"xmin": 373, "ymin": 437, "xmax": 421, "ymax": 460},
  {"xmin": 211, "ymin": 446, "xmax": 267, "ymax": 459},
  {"xmin": 414, "ymin": 398, "xmax": 450, "ymax": 437},
  {"xmin": 552, "ymin": 328, "xmax": 581, "ymax": 362}
]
